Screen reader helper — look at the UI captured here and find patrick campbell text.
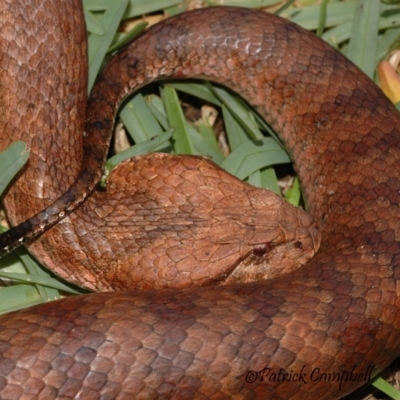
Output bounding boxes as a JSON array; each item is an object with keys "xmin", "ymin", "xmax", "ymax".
[{"xmin": 245, "ymin": 365, "xmax": 374, "ymax": 390}]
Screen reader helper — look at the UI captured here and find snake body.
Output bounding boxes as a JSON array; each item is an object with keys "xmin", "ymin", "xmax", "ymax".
[
  {"xmin": 0, "ymin": 0, "xmax": 320, "ymax": 291},
  {"xmin": 1, "ymin": 1, "xmax": 400, "ymax": 399}
]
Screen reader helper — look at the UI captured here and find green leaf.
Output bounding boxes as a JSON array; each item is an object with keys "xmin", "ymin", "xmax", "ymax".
[
  {"xmin": 206, "ymin": 0, "xmax": 280, "ymax": 7},
  {"xmin": 146, "ymin": 94, "xmax": 169, "ymax": 129},
  {"xmin": 211, "ymin": 85, "xmax": 264, "ymax": 140},
  {"xmin": 0, "ymin": 141, "xmax": 29, "ymax": 196},
  {"xmin": 84, "ymin": 9, "xmax": 105, "ymax": 34},
  {"xmin": 260, "ymin": 167, "xmax": 280, "ymax": 195},
  {"xmin": 0, "ymin": 285, "xmax": 44, "ymax": 315},
  {"xmin": 124, "ymin": 0, "xmax": 182, "ymax": 17},
  {"xmin": 170, "ymin": 82, "xmax": 221, "ymax": 106},
  {"xmin": 87, "ymin": 0, "xmax": 129, "ymax": 92},
  {"xmin": 107, "ymin": 21, "xmax": 147, "ymax": 54},
  {"xmin": 222, "ymin": 105, "xmax": 250, "ymax": 151},
  {"xmin": 316, "ymin": 0, "xmax": 328, "ymax": 37},
  {"xmin": 372, "ymin": 376, "xmax": 400, "ymax": 399},
  {"xmin": 285, "ymin": 177, "xmax": 301, "ymax": 207},
  {"xmin": 346, "ymin": 0, "xmax": 381, "ymax": 78},
  {"xmin": 222, "ymin": 137, "xmax": 290, "ymax": 180},
  {"xmin": 106, "ymin": 130, "xmax": 173, "ymax": 171},
  {"xmin": 284, "ymin": 1, "xmax": 357, "ymax": 30},
  {"xmin": 274, "ymin": 0, "xmax": 296, "ymax": 16},
  {"xmin": 0, "ymin": 271, "xmax": 83, "ymax": 294},
  {"xmin": 187, "ymin": 124, "xmax": 225, "ymax": 164},
  {"xmin": 120, "ymin": 93, "xmax": 164, "ymax": 143},
  {"xmin": 162, "ymin": 85, "xmax": 196, "ymax": 154},
  {"xmin": 197, "ymin": 122, "xmax": 224, "ymax": 158}
]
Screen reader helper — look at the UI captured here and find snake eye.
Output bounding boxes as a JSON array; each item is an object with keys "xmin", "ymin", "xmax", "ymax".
[
  {"xmin": 253, "ymin": 243, "xmax": 272, "ymax": 257},
  {"xmin": 294, "ymin": 241, "xmax": 303, "ymax": 250}
]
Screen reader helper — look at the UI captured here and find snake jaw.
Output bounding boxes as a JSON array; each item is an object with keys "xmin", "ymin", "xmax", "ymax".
[
  {"xmin": 221, "ymin": 200, "xmax": 322, "ymax": 284},
  {"xmin": 220, "ymin": 233, "xmax": 320, "ymax": 286}
]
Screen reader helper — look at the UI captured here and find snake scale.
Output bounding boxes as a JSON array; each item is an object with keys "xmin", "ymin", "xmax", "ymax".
[{"xmin": 1, "ymin": 1, "xmax": 400, "ymax": 399}]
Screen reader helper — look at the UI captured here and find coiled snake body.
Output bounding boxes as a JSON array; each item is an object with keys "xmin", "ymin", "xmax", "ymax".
[{"xmin": 1, "ymin": 1, "xmax": 400, "ymax": 399}]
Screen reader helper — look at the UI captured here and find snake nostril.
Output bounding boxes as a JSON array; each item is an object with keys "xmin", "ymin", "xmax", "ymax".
[{"xmin": 294, "ymin": 241, "xmax": 303, "ymax": 250}]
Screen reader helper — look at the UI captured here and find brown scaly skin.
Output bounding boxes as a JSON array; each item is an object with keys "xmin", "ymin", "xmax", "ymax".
[
  {"xmin": 1, "ymin": 1, "xmax": 400, "ymax": 399},
  {"xmin": 0, "ymin": 1, "xmax": 319, "ymax": 291}
]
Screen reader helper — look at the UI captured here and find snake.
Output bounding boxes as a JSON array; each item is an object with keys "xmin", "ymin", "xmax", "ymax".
[
  {"xmin": 0, "ymin": 0, "xmax": 320, "ymax": 292},
  {"xmin": 1, "ymin": 1, "xmax": 400, "ymax": 399}
]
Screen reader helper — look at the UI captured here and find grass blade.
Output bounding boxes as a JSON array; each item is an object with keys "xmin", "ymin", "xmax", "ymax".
[
  {"xmin": 346, "ymin": 0, "xmax": 381, "ymax": 78},
  {"xmin": 87, "ymin": 0, "xmax": 129, "ymax": 92},
  {"xmin": 0, "ymin": 141, "xmax": 29, "ymax": 196},
  {"xmin": 163, "ymin": 85, "xmax": 196, "ymax": 154}
]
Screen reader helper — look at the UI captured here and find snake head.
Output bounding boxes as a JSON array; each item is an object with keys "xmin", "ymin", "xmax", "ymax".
[
  {"xmin": 102, "ymin": 154, "xmax": 321, "ymax": 290},
  {"xmin": 209, "ymin": 188, "xmax": 321, "ymax": 285}
]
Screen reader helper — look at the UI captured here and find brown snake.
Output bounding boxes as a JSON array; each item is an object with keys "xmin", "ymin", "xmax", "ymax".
[
  {"xmin": 1, "ymin": 1, "xmax": 400, "ymax": 399},
  {"xmin": 0, "ymin": 1, "xmax": 320, "ymax": 291}
]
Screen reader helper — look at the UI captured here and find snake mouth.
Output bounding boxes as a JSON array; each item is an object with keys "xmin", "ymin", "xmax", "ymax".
[{"xmin": 218, "ymin": 238, "xmax": 311, "ymax": 286}]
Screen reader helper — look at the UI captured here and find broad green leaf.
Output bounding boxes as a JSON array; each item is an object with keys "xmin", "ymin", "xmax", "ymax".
[
  {"xmin": 211, "ymin": 86, "xmax": 264, "ymax": 140},
  {"xmin": 372, "ymin": 376, "xmax": 400, "ymax": 399},
  {"xmin": 0, "ymin": 272, "xmax": 83, "ymax": 294},
  {"xmin": 222, "ymin": 137, "xmax": 290, "ymax": 179},
  {"xmin": 106, "ymin": 130, "xmax": 173, "ymax": 171},
  {"xmin": 285, "ymin": 177, "xmax": 302, "ymax": 207},
  {"xmin": 120, "ymin": 93, "xmax": 164, "ymax": 143},
  {"xmin": 163, "ymin": 85, "xmax": 196, "ymax": 154},
  {"xmin": 284, "ymin": 1, "xmax": 357, "ymax": 30},
  {"xmin": 146, "ymin": 94, "xmax": 169, "ymax": 129},
  {"xmin": 84, "ymin": 9, "xmax": 105, "ymax": 34},
  {"xmin": 187, "ymin": 124, "xmax": 224, "ymax": 163},
  {"xmin": 0, "ymin": 285, "xmax": 43, "ymax": 315},
  {"xmin": 222, "ymin": 105, "xmax": 250, "ymax": 151},
  {"xmin": 0, "ymin": 141, "xmax": 29, "ymax": 196},
  {"xmin": 260, "ymin": 167, "xmax": 281, "ymax": 195},
  {"xmin": 124, "ymin": 0, "xmax": 182, "ymax": 17},
  {"xmin": 87, "ymin": 0, "xmax": 129, "ymax": 92},
  {"xmin": 170, "ymin": 82, "xmax": 221, "ymax": 106},
  {"xmin": 207, "ymin": 0, "xmax": 280, "ymax": 7},
  {"xmin": 346, "ymin": 0, "xmax": 381, "ymax": 78}
]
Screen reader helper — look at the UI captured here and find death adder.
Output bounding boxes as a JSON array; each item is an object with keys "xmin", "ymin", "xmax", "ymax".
[{"xmin": 1, "ymin": 1, "xmax": 400, "ymax": 399}]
